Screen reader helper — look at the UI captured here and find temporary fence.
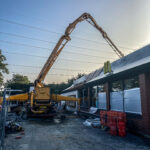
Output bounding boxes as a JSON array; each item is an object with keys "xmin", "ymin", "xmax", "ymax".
[{"xmin": 0, "ymin": 90, "xmax": 6, "ymax": 150}]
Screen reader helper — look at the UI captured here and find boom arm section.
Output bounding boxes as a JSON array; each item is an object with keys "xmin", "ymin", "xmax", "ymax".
[
  {"xmin": 0, "ymin": 93, "xmax": 28, "ymax": 105},
  {"xmin": 35, "ymin": 12, "xmax": 124, "ymax": 87}
]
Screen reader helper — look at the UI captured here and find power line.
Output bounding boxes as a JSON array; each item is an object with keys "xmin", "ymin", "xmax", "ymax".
[
  {"xmin": 6, "ymin": 53, "xmax": 103, "ymax": 77},
  {"xmin": 0, "ymin": 40, "xmax": 116, "ymax": 59},
  {"xmin": 0, "ymin": 18, "xmax": 136, "ymax": 51},
  {"xmin": 4, "ymin": 51, "xmax": 47, "ymax": 58},
  {"xmin": 64, "ymin": 50, "xmax": 115, "ymax": 59},
  {"xmin": 0, "ymin": 18, "xmax": 59, "ymax": 35},
  {"xmin": 61, "ymin": 58, "xmax": 103, "ymax": 64},
  {"xmin": 7, "ymin": 64, "xmax": 92, "ymax": 73},
  {"xmin": 0, "ymin": 31, "xmax": 55, "ymax": 44},
  {"xmin": 10, "ymin": 71, "xmax": 75, "ymax": 77},
  {"xmin": 0, "ymin": 39, "xmax": 50, "ymax": 50},
  {"xmin": 3, "ymin": 51, "xmax": 104, "ymax": 65},
  {"xmin": 69, "ymin": 35, "xmax": 135, "ymax": 51},
  {"xmin": 0, "ymin": 31, "xmax": 119, "ymax": 54},
  {"xmin": 3, "ymin": 10, "xmax": 148, "ymax": 46}
]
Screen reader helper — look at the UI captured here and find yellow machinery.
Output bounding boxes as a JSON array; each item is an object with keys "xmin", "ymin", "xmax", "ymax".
[{"xmin": 0, "ymin": 13, "xmax": 123, "ymax": 116}]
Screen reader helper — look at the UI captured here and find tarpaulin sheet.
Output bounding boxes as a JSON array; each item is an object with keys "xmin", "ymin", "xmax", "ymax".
[
  {"xmin": 97, "ymin": 92, "xmax": 106, "ymax": 110},
  {"xmin": 124, "ymin": 88, "xmax": 141, "ymax": 114},
  {"xmin": 110, "ymin": 91, "xmax": 123, "ymax": 111}
]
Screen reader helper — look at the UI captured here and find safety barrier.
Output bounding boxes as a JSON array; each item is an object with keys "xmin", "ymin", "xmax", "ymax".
[{"xmin": 100, "ymin": 110, "xmax": 126, "ymax": 136}]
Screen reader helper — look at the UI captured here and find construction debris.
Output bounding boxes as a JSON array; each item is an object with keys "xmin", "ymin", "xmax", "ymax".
[
  {"xmin": 5, "ymin": 120, "xmax": 23, "ymax": 134},
  {"xmin": 89, "ymin": 107, "xmax": 98, "ymax": 114},
  {"xmin": 83, "ymin": 119, "xmax": 93, "ymax": 127},
  {"xmin": 83, "ymin": 118, "xmax": 100, "ymax": 128},
  {"xmin": 92, "ymin": 118, "xmax": 101, "ymax": 128}
]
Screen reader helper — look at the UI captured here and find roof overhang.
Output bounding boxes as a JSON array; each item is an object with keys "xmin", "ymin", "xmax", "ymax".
[{"xmin": 86, "ymin": 58, "xmax": 150, "ymax": 86}]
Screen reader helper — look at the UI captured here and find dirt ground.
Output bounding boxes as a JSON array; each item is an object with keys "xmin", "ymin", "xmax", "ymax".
[{"xmin": 5, "ymin": 114, "xmax": 150, "ymax": 150}]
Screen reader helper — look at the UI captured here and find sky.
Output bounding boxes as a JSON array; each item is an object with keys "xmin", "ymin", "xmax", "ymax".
[{"xmin": 0, "ymin": 0, "xmax": 150, "ymax": 84}]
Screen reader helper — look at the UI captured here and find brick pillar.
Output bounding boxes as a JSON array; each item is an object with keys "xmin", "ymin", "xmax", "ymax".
[
  {"xmin": 139, "ymin": 73, "xmax": 150, "ymax": 134},
  {"xmin": 105, "ymin": 82, "xmax": 110, "ymax": 110}
]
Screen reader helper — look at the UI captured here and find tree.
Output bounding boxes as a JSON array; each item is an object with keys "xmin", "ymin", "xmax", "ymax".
[
  {"xmin": 6, "ymin": 74, "xmax": 31, "ymax": 93},
  {"xmin": 7, "ymin": 74, "xmax": 30, "ymax": 84},
  {"xmin": 0, "ymin": 49, "xmax": 9, "ymax": 85},
  {"xmin": 47, "ymin": 73, "xmax": 85, "ymax": 94},
  {"xmin": 67, "ymin": 73, "xmax": 85, "ymax": 86},
  {"xmin": 6, "ymin": 73, "xmax": 85, "ymax": 94}
]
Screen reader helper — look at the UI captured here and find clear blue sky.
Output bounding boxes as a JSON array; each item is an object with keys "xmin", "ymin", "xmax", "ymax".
[{"xmin": 0, "ymin": 0, "xmax": 150, "ymax": 83}]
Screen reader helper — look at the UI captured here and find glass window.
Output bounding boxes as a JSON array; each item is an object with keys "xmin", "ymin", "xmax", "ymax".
[
  {"xmin": 110, "ymin": 91, "xmax": 124, "ymax": 111},
  {"xmin": 111, "ymin": 80, "xmax": 123, "ymax": 92},
  {"xmin": 98, "ymin": 84, "xmax": 105, "ymax": 92},
  {"xmin": 124, "ymin": 76, "xmax": 141, "ymax": 114},
  {"xmin": 97, "ymin": 84, "xmax": 106, "ymax": 110},
  {"xmin": 124, "ymin": 88, "xmax": 141, "ymax": 114},
  {"xmin": 92, "ymin": 86, "xmax": 97, "ymax": 98},
  {"xmin": 79, "ymin": 88, "xmax": 88, "ymax": 107},
  {"xmin": 110, "ymin": 80, "xmax": 123, "ymax": 111},
  {"xmin": 124, "ymin": 76, "xmax": 139, "ymax": 90},
  {"xmin": 110, "ymin": 76, "xmax": 141, "ymax": 114}
]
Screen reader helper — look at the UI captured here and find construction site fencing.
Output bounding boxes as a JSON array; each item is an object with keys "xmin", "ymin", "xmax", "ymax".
[{"xmin": 0, "ymin": 90, "xmax": 6, "ymax": 150}]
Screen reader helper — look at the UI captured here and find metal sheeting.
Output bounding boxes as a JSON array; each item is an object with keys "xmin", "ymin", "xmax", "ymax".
[
  {"xmin": 73, "ymin": 76, "xmax": 86, "ymax": 85},
  {"xmin": 92, "ymin": 69, "xmax": 100, "ymax": 79},
  {"xmin": 97, "ymin": 92, "xmax": 107, "ymax": 110},
  {"xmin": 87, "ymin": 44, "xmax": 150, "ymax": 84},
  {"xmin": 86, "ymin": 71, "xmax": 96, "ymax": 82},
  {"xmin": 110, "ymin": 91, "xmax": 123, "ymax": 111},
  {"xmin": 124, "ymin": 88, "xmax": 142, "ymax": 114}
]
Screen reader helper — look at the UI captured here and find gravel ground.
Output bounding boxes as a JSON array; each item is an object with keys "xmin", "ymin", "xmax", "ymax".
[{"xmin": 5, "ymin": 114, "xmax": 150, "ymax": 150}]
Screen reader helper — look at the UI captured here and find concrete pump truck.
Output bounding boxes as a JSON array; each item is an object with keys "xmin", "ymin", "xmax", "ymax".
[{"xmin": 0, "ymin": 13, "xmax": 123, "ymax": 117}]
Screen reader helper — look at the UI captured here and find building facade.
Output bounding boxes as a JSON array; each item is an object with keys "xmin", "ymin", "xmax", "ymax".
[{"xmin": 62, "ymin": 45, "xmax": 150, "ymax": 136}]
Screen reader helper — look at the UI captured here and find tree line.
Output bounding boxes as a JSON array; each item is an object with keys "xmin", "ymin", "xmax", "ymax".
[{"xmin": 6, "ymin": 73, "xmax": 84, "ymax": 94}]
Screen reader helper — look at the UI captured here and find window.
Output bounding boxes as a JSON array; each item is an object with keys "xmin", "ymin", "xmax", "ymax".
[
  {"xmin": 110, "ymin": 76, "xmax": 142, "ymax": 114},
  {"xmin": 111, "ymin": 80, "xmax": 123, "ymax": 92},
  {"xmin": 110, "ymin": 80, "xmax": 123, "ymax": 111},
  {"xmin": 124, "ymin": 76, "xmax": 141, "ymax": 114},
  {"xmin": 98, "ymin": 84, "xmax": 105, "ymax": 92},
  {"xmin": 97, "ymin": 84, "xmax": 106, "ymax": 110},
  {"xmin": 124, "ymin": 76, "xmax": 139, "ymax": 90},
  {"xmin": 79, "ymin": 89, "xmax": 88, "ymax": 107}
]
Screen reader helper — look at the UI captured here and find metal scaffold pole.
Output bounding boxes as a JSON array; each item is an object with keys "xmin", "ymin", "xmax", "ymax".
[{"xmin": 0, "ymin": 89, "xmax": 6, "ymax": 150}]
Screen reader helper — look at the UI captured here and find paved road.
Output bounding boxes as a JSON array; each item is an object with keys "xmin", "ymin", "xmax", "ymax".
[{"xmin": 5, "ymin": 115, "xmax": 150, "ymax": 150}]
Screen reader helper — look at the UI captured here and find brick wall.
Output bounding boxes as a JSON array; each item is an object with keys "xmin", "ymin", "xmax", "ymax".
[
  {"xmin": 121, "ymin": 73, "xmax": 150, "ymax": 135},
  {"xmin": 138, "ymin": 73, "xmax": 150, "ymax": 134},
  {"xmin": 105, "ymin": 74, "xmax": 150, "ymax": 135}
]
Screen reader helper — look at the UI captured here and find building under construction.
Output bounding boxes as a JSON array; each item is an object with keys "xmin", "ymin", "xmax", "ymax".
[
  {"xmin": 62, "ymin": 44, "xmax": 150, "ymax": 136},
  {"xmin": 0, "ymin": 8, "xmax": 150, "ymax": 149}
]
